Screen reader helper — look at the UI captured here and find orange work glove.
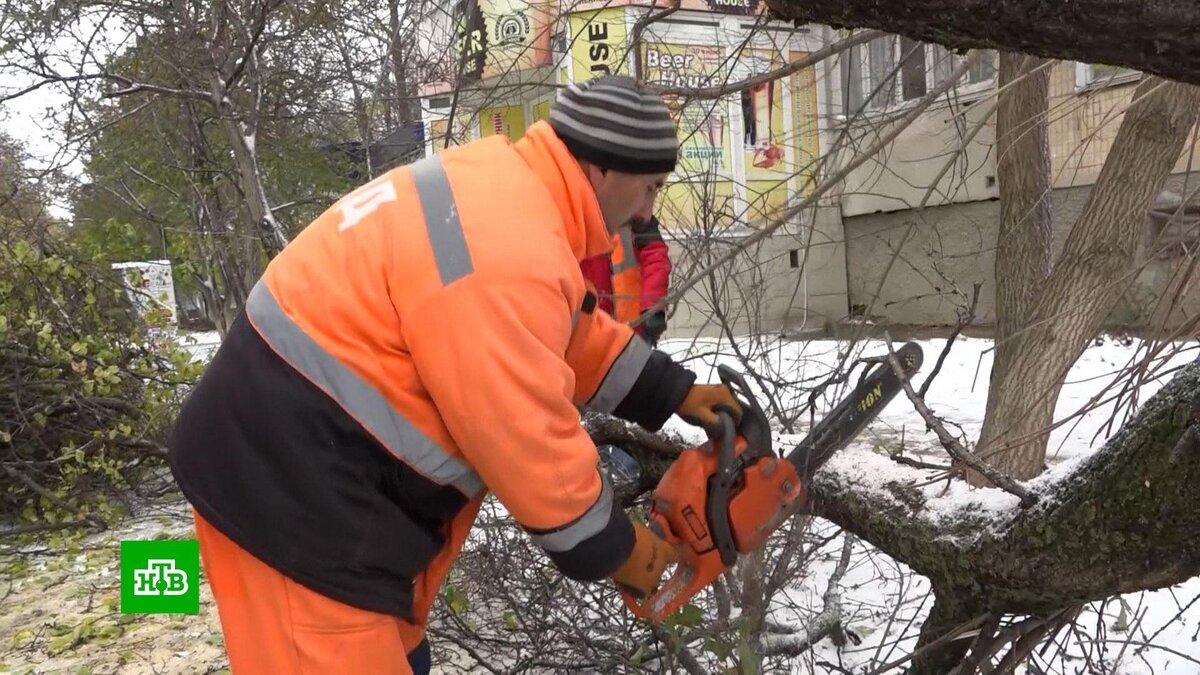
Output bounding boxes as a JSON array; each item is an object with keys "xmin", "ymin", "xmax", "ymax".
[
  {"xmin": 677, "ymin": 383, "xmax": 744, "ymax": 435},
  {"xmin": 611, "ymin": 518, "xmax": 679, "ymax": 599}
]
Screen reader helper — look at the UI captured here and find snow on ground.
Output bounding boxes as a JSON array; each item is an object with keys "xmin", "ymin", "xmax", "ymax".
[
  {"xmin": 655, "ymin": 334, "xmax": 1200, "ymax": 673},
  {"xmin": 174, "ymin": 330, "xmax": 222, "ymax": 363},
  {"xmin": 5, "ymin": 332, "xmax": 1200, "ymax": 673}
]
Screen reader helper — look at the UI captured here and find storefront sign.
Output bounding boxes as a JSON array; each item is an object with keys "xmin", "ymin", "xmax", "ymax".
[
  {"xmin": 705, "ymin": 0, "xmax": 758, "ymax": 14},
  {"xmin": 642, "ymin": 43, "xmax": 730, "ymax": 176},
  {"xmin": 569, "ymin": 7, "xmax": 628, "ymax": 79},
  {"xmin": 453, "ymin": 0, "xmax": 552, "ymax": 82}
]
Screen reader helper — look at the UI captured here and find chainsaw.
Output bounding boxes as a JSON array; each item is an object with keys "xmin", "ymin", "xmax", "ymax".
[{"xmin": 620, "ymin": 342, "xmax": 925, "ymax": 621}]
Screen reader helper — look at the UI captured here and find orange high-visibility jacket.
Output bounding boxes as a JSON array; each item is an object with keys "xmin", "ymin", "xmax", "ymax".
[{"xmin": 167, "ymin": 121, "xmax": 696, "ymax": 644}]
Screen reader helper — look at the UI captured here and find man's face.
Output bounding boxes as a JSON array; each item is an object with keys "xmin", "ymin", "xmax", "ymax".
[{"xmin": 584, "ymin": 164, "xmax": 668, "ymax": 235}]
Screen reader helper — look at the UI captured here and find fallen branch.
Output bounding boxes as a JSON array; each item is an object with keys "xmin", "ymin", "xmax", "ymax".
[
  {"xmin": 763, "ymin": 534, "xmax": 856, "ymax": 657},
  {"xmin": 2, "ymin": 462, "xmax": 107, "ymax": 530},
  {"xmin": 882, "ymin": 335, "xmax": 1035, "ymax": 506}
]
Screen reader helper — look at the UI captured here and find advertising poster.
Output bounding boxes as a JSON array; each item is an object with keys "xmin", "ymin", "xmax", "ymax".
[
  {"xmin": 641, "ymin": 43, "xmax": 731, "ymax": 178},
  {"xmin": 453, "ymin": 0, "xmax": 553, "ymax": 82},
  {"xmin": 478, "ymin": 105, "xmax": 526, "ymax": 141},
  {"xmin": 733, "ymin": 49, "xmax": 788, "ymax": 181},
  {"xmin": 788, "ymin": 51, "xmax": 821, "ymax": 196},
  {"xmin": 569, "ymin": 7, "xmax": 628, "ymax": 80}
]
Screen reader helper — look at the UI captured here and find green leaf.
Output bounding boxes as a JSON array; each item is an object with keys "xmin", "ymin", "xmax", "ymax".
[
  {"xmin": 445, "ymin": 584, "xmax": 468, "ymax": 614},
  {"xmin": 676, "ymin": 603, "xmax": 702, "ymax": 627},
  {"xmin": 704, "ymin": 637, "xmax": 734, "ymax": 660},
  {"xmin": 629, "ymin": 644, "xmax": 647, "ymax": 666},
  {"xmin": 502, "ymin": 609, "xmax": 518, "ymax": 630}
]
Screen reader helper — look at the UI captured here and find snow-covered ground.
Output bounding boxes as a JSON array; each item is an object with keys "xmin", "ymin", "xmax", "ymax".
[
  {"xmin": 654, "ymin": 335, "xmax": 1200, "ymax": 674},
  {"xmin": 7, "ymin": 332, "xmax": 1198, "ymax": 673}
]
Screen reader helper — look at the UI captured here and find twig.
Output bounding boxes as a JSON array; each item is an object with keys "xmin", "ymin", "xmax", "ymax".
[
  {"xmin": 650, "ymin": 624, "xmax": 708, "ymax": 675},
  {"xmin": 2, "ymin": 462, "xmax": 108, "ymax": 530},
  {"xmin": 0, "ymin": 520, "xmax": 90, "ymax": 537},
  {"xmin": 881, "ymin": 333, "xmax": 1036, "ymax": 507},
  {"xmin": 762, "ymin": 534, "xmax": 855, "ymax": 657},
  {"xmin": 630, "ymin": 0, "xmax": 682, "ymax": 83},
  {"xmin": 919, "ymin": 282, "xmax": 983, "ymax": 398},
  {"xmin": 866, "ymin": 612, "xmax": 990, "ymax": 675}
]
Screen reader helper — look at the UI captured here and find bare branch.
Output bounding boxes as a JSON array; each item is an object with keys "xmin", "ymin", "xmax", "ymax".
[{"xmin": 882, "ymin": 333, "xmax": 1035, "ymax": 506}]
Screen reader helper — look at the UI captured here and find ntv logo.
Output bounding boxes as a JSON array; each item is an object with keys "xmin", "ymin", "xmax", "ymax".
[
  {"xmin": 121, "ymin": 540, "xmax": 200, "ymax": 614},
  {"xmin": 133, "ymin": 559, "xmax": 190, "ymax": 596}
]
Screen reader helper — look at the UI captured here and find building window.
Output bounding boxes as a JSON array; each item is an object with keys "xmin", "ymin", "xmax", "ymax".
[
  {"xmin": 967, "ymin": 50, "xmax": 998, "ymax": 85},
  {"xmin": 839, "ymin": 32, "xmax": 997, "ymax": 118},
  {"xmin": 1076, "ymin": 62, "xmax": 1140, "ymax": 90},
  {"xmin": 866, "ymin": 35, "xmax": 897, "ymax": 109}
]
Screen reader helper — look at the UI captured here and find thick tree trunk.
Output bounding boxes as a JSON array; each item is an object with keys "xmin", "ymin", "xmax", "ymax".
[
  {"xmin": 978, "ymin": 78, "xmax": 1200, "ymax": 481},
  {"xmin": 992, "ymin": 52, "xmax": 1053, "ymax": 363},
  {"xmin": 973, "ymin": 52, "xmax": 1054, "ymax": 485},
  {"xmin": 763, "ymin": 0, "xmax": 1200, "ymax": 88}
]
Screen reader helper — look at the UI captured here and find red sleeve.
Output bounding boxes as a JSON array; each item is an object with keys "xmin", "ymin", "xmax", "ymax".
[{"xmin": 635, "ymin": 239, "xmax": 671, "ymax": 311}]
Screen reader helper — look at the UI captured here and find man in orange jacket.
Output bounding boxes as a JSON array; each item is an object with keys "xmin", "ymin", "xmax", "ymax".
[{"xmin": 167, "ymin": 74, "xmax": 742, "ymax": 674}]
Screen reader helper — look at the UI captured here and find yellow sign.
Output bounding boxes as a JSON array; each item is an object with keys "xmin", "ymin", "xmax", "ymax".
[
  {"xmin": 789, "ymin": 51, "xmax": 821, "ymax": 196},
  {"xmin": 642, "ymin": 43, "xmax": 730, "ymax": 177},
  {"xmin": 478, "ymin": 105, "xmax": 526, "ymax": 141},
  {"xmin": 569, "ymin": 7, "xmax": 628, "ymax": 80},
  {"xmin": 454, "ymin": 0, "xmax": 552, "ymax": 82},
  {"xmin": 642, "ymin": 43, "xmax": 722, "ymax": 89},
  {"xmin": 532, "ymin": 99, "xmax": 551, "ymax": 123}
]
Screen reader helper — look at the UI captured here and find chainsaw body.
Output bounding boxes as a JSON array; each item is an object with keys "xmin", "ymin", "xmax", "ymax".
[
  {"xmin": 621, "ymin": 367, "xmax": 803, "ymax": 621},
  {"xmin": 620, "ymin": 342, "xmax": 925, "ymax": 622}
]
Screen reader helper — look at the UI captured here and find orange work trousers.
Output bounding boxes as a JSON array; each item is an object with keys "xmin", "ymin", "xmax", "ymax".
[{"xmin": 194, "ymin": 509, "xmax": 422, "ymax": 674}]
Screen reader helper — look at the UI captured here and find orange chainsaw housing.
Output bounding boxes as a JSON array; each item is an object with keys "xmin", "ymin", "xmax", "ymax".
[{"xmin": 621, "ymin": 435, "xmax": 805, "ymax": 621}]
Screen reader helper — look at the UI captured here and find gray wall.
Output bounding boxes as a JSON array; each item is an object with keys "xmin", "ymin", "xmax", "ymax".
[
  {"xmin": 662, "ymin": 206, "xmax": 849, "ymax": 340},
  {"xmin": 842, "ymin": 171, "xmax": 1200, "ymax": 333}
]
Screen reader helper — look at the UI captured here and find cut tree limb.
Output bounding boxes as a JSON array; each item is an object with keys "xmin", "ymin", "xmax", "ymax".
[
  {"xmin": 593, "ymin": 349, "xmax": 1200, "ymax": 616},
  {"xmin": 763, "ymin": 0, "xmax": 1200, "ymax": 88}
]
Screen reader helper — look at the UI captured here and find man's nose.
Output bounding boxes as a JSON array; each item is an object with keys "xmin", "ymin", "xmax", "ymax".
[{"xmin": 634, "ymin": 197, "xmax": 654, "ymax": 222}]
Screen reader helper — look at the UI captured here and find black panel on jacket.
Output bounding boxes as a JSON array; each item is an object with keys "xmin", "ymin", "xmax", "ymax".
[
  {"xmin": 168, "ymin": 311, "xmax": 469, "ymax": 619},
  {"xmin": 538, "ymin": 497, "xmax": 635, "ymax": 581},
  {"xmin": 612, "ymin": 350, "xmax": 695, "ymax": 431}
]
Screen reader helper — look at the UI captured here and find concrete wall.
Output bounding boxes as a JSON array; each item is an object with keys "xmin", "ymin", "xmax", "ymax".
[
  {"xmin": 662, "ymin": 205, "xmax": 848, "ymax": 339},
  {"xmin": 842, "ymin": 172, "xmax": 1200, "ymax": 333}
]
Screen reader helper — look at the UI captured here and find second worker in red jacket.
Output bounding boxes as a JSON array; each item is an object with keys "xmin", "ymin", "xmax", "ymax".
[{"xmin": 579, "ymin": 213, "xmax": 672, "ymax": 345}]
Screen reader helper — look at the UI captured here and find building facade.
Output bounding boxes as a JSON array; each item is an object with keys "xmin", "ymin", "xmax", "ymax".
[{"xmin": 416, "ymin": 2, "xmax": 1200, "ymax": 339}]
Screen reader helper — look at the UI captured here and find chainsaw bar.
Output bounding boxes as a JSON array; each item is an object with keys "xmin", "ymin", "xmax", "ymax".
[{"xmin": 787, "ymin": 342, "xmax": 924, "ymax": 482}]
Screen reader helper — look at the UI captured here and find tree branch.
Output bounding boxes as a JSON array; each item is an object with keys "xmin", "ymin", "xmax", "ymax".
[
  {"xmin": 765, "ymin": 0, "xmax": 1200, "ymax": 88},
  {"xmin": 882, "ymin": 333, "xmax": 1035, "ymax": 506}
]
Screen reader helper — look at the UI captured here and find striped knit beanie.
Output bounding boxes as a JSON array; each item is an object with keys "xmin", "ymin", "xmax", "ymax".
[{"xmin": 549, "ymin": 75, "xmax": 678, "ymax": 175}]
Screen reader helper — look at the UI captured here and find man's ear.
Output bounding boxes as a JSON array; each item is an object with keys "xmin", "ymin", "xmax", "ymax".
[{"xmin": 578, "ymin": 160, "xmax": 605, "ymax": 189}]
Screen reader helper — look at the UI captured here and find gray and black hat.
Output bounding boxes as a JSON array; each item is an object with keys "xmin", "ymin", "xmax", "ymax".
[{"xmin": 549, "ymin": 75, "xmax": 678, "ymax": 175}]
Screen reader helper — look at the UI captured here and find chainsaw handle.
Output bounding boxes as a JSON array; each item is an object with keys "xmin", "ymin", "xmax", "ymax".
[
  {"xmin": 706, "ymin": 411, "xmax": 738, "ymax": 567},
  {"xmin": 716, "ymin": 364, "xmax": 772, "ymax": 462}
]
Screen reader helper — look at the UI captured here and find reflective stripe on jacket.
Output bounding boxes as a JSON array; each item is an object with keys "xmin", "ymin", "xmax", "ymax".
[{"xmin": 167, "ymin": 121, "xmax": 696, "ymax": 632}]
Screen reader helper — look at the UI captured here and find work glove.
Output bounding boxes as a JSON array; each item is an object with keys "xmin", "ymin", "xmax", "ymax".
[
  {"xmin": 637, "ymin": 310, "xmax": 668, "ymax": 346},
  {"xmin": 610, "ymin": 518, "xmax": 678, "ymax": 599},
  {"xmin": 677, "ymin": 383, "xmax": 744, "ymax": 436}
]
